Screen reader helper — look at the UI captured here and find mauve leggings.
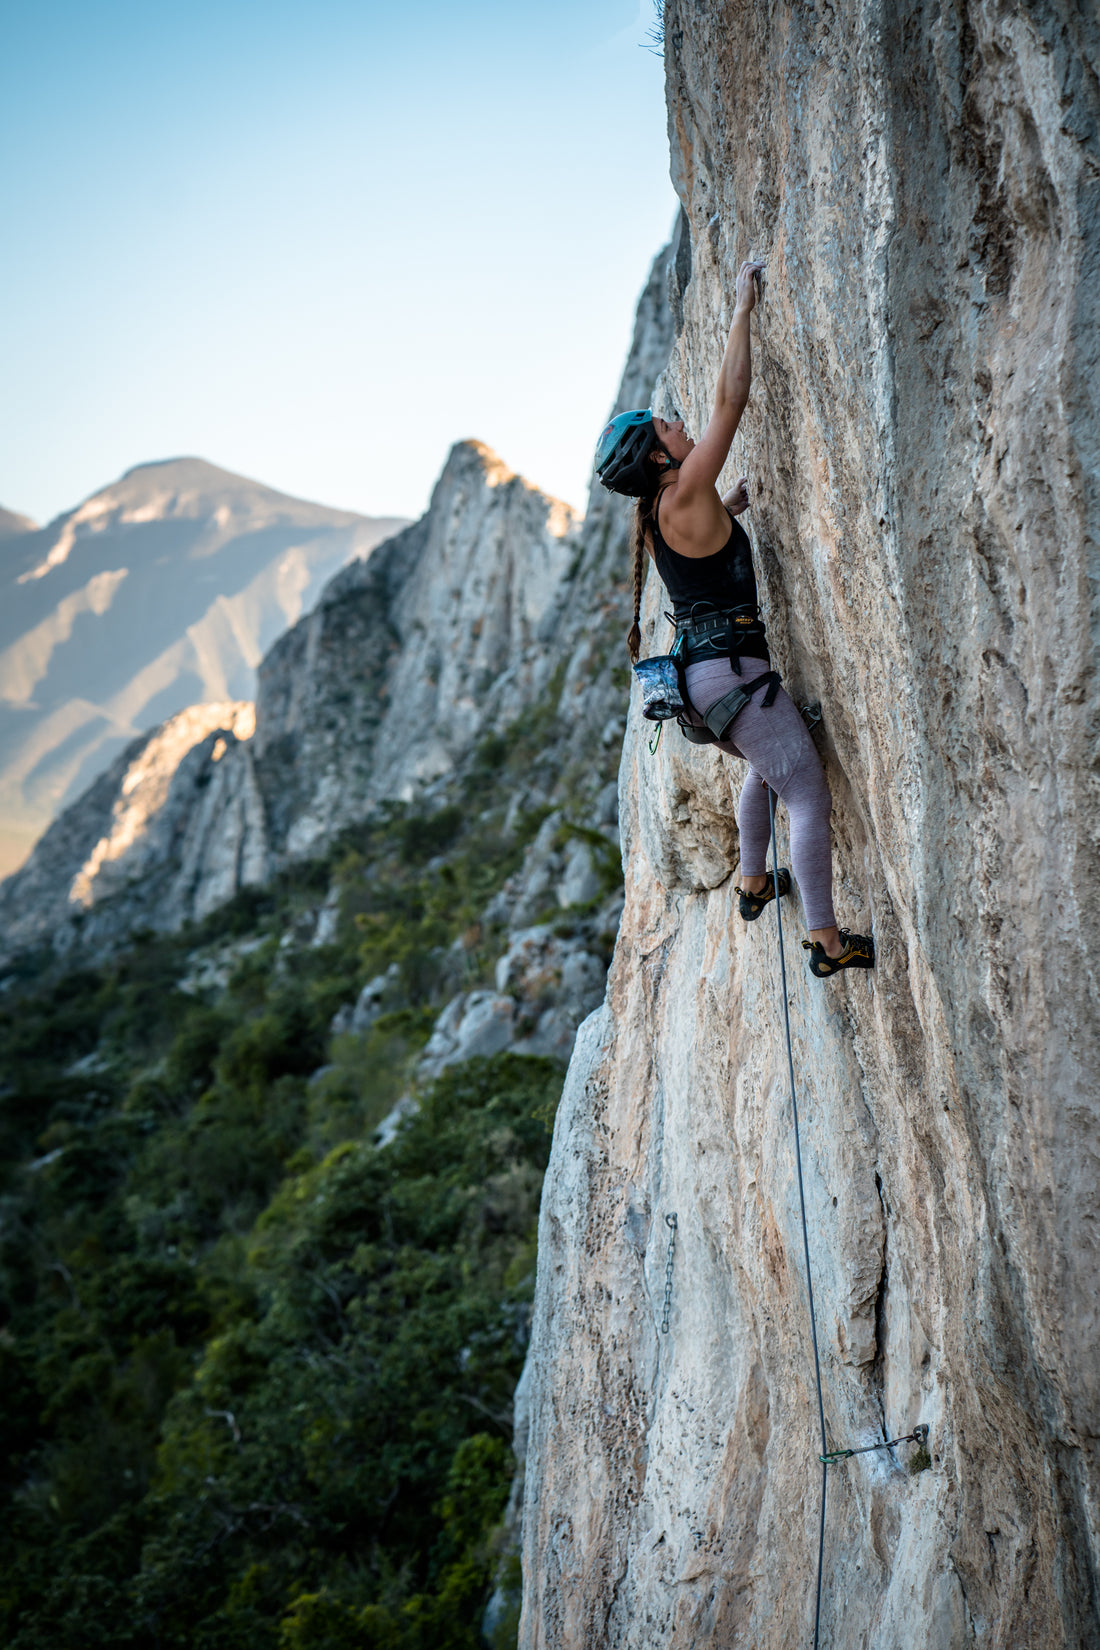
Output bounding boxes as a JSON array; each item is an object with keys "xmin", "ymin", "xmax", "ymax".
[{"xmin": 685, "ymin": 655, "xmax": 836, "ymax": 930}]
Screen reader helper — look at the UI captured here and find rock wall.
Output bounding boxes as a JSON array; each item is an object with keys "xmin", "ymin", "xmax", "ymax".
[
  {"xmin": 251, "ymin": 439, "xmax": 578, "ymax": 859},
  {"xmin": 520, "ymin": 5, "xmax": 1100, "ymax": 1648}
]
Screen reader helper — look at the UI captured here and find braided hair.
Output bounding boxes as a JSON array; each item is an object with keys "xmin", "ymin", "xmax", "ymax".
[{"xmin": 626, "ymin": 462, "xmax": 667, "ymax": 664}]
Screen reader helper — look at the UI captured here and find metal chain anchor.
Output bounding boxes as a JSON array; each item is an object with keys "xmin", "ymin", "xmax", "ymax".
[
  {"xmin": 660, "ymin": 1213, "xmax": 678, "ymax": 1334},
  {"xmin": 820, "ymin": 1423, "xmax": 929, "ymax": 1466}
]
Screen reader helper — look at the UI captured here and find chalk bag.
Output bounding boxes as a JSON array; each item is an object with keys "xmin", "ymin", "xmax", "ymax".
[{"xmin": 633, "ymin": 655, "xmax": 685, "ymax": 722}]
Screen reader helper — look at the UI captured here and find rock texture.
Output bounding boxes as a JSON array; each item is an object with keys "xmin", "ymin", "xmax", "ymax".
[
  {"xmin": 520, "ymin": 5, "xmax": 1100, "ymax": 1648},
  {"xmin": 249, "ymin": 439, "xmax": 578, "ymax": 859},
  {"xmin": 0, "ymin": 457, "xmax": 405, "ymax": 878}
]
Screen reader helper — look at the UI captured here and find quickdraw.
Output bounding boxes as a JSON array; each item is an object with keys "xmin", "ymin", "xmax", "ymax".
[{"xmin": 820, "ymin": 1424, "xmax": 930, "ymax": 1466}]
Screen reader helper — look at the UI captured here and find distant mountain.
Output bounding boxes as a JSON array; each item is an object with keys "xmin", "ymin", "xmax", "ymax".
[
  {"xmin": 0, "ymin": 506, "xmax": 39, "ymax": 540},
  {"xmin": 0, "ymin": 459, "xmax": 407, "ymax": 877}
]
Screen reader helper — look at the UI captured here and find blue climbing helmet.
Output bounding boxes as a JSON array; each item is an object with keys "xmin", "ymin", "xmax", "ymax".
[{"xmin": 594, "ymin": 409, "xmax": 660, "ymax": 497}]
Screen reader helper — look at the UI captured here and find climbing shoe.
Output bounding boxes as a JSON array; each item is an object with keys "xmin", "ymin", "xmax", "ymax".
[
  {"xmin": 736, "ymin": 868, "xmax": 791, "ymax": 922},
  {"xmin": 802, "ymin": 930, "xmax": 875, "ymax": 976}
]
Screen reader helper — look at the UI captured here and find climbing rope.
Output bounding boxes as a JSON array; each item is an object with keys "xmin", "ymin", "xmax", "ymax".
[
  {"xmin": 767, "ymin": 787, "xmax": 829, "ymax": 1650},
  {"xmin": 766, "ymin": 791, "xmax": 930, "ymax": 1643}
]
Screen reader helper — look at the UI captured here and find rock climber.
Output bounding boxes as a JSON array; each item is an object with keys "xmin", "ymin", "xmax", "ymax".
[{"xmin": 593, "ymin": 259, "xmax": 874, "ymax": 976}]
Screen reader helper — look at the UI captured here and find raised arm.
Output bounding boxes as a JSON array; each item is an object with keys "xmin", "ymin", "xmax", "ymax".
[{"xmin": 674, "ymin": 260, "xmax": 763, "ymax": 502}]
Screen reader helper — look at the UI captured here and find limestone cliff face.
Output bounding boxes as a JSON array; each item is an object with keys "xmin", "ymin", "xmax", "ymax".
[
  {"xmin": 521, "ymin": 6, "xmax": 1100, "ymax": 1648},
  {"xmin": 0, "ymin": 507, "xmax": 38, "ymax": 541},
  {"xmin": 251, "ymin": 439, "xmax": 579, "ymax": 859}
]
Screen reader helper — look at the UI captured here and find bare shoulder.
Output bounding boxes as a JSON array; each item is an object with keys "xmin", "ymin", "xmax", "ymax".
[{"xmin": 657, "ymin": 482, "xmax": 734, "ymax": 560}]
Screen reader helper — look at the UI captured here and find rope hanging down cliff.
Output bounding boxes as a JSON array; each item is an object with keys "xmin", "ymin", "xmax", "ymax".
[
  {"xmin": 766, "ymin": 789, "xmax": 930, "ymax": 1646},
  {"xmin": 767, "ymin": 788, "xmax": 830, "ymax": 1650}
]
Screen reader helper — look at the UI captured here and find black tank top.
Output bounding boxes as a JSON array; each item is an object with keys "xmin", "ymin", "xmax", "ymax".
[{"xmin": 650, "ymin": 494, "xmax": 769, "ymax": 661}]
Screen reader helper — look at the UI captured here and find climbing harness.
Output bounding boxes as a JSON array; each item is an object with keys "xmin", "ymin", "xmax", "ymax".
[
  {"xmin": 820, "ymin": 1424, "xmax": 929, "ymax": 1467},
  {"xmin": 690, "ymin": 669, "xmax": 781, "ymax": 743},
  {"xmin": 673, "ymin": 601, "xmax": 780, "ymax": 746},
  {"xmin": 675, "ymin": 600, "xmax": 768, "ymax": 674},
  {"xmin": 767, "ymin": 789, "xmax": 926, "ymax": 1646},
  {"xmin": 661, "ymin": 1213, "xmax": 677, "ymax": 1335},
  {"xmin": 634, "ymin": 611, "xmax": 781, "ymax": 753}
]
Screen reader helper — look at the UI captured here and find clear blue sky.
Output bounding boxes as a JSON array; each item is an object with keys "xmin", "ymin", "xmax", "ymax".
[{"xmin": 1, "ymin": 0, "xmax": 677, "ymax": 527}]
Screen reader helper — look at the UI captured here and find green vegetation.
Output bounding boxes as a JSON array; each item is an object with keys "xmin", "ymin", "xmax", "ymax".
[{"xmin": 0, "ymin": 798, "xmax": 570, "ymax": 1648}]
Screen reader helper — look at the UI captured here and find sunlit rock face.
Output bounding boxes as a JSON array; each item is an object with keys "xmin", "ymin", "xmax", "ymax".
[
  {"xmin": 251, "ymin": 439, "xmax": 580, "ymax": 858},
  {"xmin": 0, "ymin": 457, "xmax": 406, "ymax": 878},
  {"xmin": 0, "ymin": 229, "xmax": 677, "ymax": 965},
  {"xmin": 520, "ymin": 5, "xmax": 1100, "ymax": 1648},
  {"xmin": 0, "ymin": 702, "xmax": 262, "ymax": 957}
]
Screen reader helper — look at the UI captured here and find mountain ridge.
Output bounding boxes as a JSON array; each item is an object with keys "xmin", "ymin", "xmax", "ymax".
[{"xmin": 0, "ymin": 457, "xmax": 408, "ymax": 876}]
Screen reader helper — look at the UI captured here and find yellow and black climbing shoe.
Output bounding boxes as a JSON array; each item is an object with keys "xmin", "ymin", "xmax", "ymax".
[
  {"xmin": 737, "ymin": 868, "xmax": 791, "ymax": 922},
  {"xmin": 802, "ymin": 929, "xmax": 875, "ymax": 976}
]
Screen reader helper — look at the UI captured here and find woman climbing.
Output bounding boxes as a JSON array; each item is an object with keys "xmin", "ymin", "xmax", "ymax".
[{"xmin": 593, "ymin": 259, "xmax": 873, "ymax": 976}]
